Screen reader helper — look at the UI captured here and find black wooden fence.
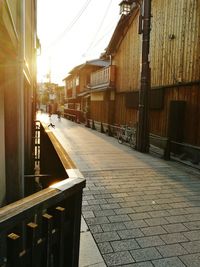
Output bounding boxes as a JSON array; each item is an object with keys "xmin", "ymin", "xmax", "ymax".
[
  {"xmin": 0, "ymin": 121, "xmax": 86, "ymax": 266},
  {"xmin": 0, "ymin": 176, "xmax": 85, "ymax": 267}
]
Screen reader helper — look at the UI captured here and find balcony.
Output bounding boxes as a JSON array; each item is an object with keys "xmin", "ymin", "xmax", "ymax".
[
  {"xmin": 89, "ymin": 65, "xmax": 116, "ymax": 89},
  {"xmin": 0, "ymin": 121, "xmax": 85, "ymax": 267}
]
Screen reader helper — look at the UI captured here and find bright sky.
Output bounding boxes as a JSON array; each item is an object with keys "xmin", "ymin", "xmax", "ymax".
[{"xmin": 37, "ymin": 0, "xmax": 121, "ymax": 85}]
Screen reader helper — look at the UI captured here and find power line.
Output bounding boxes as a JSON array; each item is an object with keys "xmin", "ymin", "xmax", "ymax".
[
  {"xmin": 87, "ymin": 24, "xmax": 116, "ymax": 51},
  {"xmin": 83, "ymin": 0, "xmax": 113, "ymax": 57},
  {"xmin": 48, "ymin": 0, "xmax": 92, "ymax": 49}
]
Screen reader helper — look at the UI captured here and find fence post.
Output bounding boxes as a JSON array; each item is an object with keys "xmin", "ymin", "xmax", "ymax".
[
  {"xmin": 54, "ymin": 206, "xmax": 66, "ymax": 267},
  {"xmin": 27, "ymin": 222, "xmax": 41, "ymax": 267},
  {"xmin": 7, "ymin": 233, "xmax": 21, "ymax": 267},
  {"xmin": 42, "ymin": 213, "xmax": 53, "ymax": 267},
  {"xmin": 67, "ymin": 191, "xmax": 83, "ymax": 267}
]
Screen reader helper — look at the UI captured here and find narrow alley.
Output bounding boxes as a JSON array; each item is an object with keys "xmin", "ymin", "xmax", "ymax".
[{"xmin": 40, "ymin": 114, "xmax": 200, "ymax": 267}]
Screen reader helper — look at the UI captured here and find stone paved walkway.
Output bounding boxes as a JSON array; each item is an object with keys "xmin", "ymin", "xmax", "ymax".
[{"xmin": 40, "ymin": 114, "xmax": 200, "ymax": 267}]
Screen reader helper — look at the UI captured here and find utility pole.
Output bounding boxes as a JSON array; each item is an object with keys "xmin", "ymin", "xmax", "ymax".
[{"xmin": 136, "ymin": 0, "xmax": 151, "ymax": 153}]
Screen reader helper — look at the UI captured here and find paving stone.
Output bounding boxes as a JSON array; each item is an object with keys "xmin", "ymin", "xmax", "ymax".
[
  {"xmin": 129, "ymin": 213, "xmax": 151, "ymax": 220},
  {"xmin": 160, "ymin": 232, "xmax": 188, "ymax": 244},
  {"xmin": 111, "ymin": 192, "xmax": 129, "ymax": 198},
  {"xmin": 130, "ymin": 247, "xmax": 161, "ymax": 262},
  {"xmin": 169, "ymin": 202, "xmax": 191, "ymax": 208},
  {"xmin": 180, "ymin": 253, "xmax": 200, "ymax": 267},
  {"xmin": 86, "ymin": 216, "xmax": 109, "ymax": 225},
  {"xmin": 124, "ymin": 196, "xmax": 144, "ymax": 202},
  {"xmin": 124, "ymin": 220, "xmax": 148, "ymax": 229},
  {"xmin": 108, "ymin": 214, "xmax": 131, "ymax": 223},
  {"xmin": 89, "ymin": 225, "xmax": 103, "ymax": 234},
  {"xmin": 94, "ymin": 209, "xmax": 115, "ymax": 217},
  {"xmin": 167, "ymin": 208, "xmax": 188, "ymax": 216},
  {"xmin": 115, "ymin": 207, "xmax": 135, "ymax": 215},
  {"xmin": 136, "ymin": 236, "xmax": 165, "ymax": 248},
  {"xmin": 134, "ymin": 205, "xmax": 155, "ymax": 213},
  {"xmin": 111, "ymin": 239, "xmax": 139, "ymax": 252},
  {"xmin": 184, "ymin": 207, "xmax": 200, "ymax": 214},
  {"xmin": 100, "ymin": 203, "xmax": 121, "ymax": 210},
  {"xmin": 165, "ymin": 215, "xmax": 188, "ymax": 223},
  {"xmin": 123, "ymin": 262, "xmax": 154, "ymax": 267},
  {"xmin": 181, "ymin": 240, "xmax": 200, "ymax": 253},
  {"xmin": 88, "ymin": 199, "xmax": 108, "ymax": 205},
  {"xmin": 185, "ymin": 213, "xmax": 200, "ymax": 221},
  {"xmin": 120, "ymin": 202, "xmax": 139, "ymax": 208},
  {"xmin": 156, "ymin": 243, "xmax": 188, "ymax": 257},
  {"xmin": 103, "ymin": 251, "xmax": 135, "ymax": 266},
  {"xmin": 184, "ymin": 221, "xmax": 200, "ymax": 230},
  {"xmin": 51, "ymin": 118, "xmax": 200, "ymax": 267},
  {"xmin": 148, "ymin": 210, "xmax": 170, "ymax": 218},
  {"xmin": 93, "ymin": 231, "xmax": 120, "ymax": 243},
  {"xmin": 106, "ymin": 197, "xmax": 124, "ymax": 203},
  {"xmin": 82, "ymin": 211, "xmax": 95, "ymax": 218},
  {"xmin": 82, "ymin": 200, "xmax": 88, "ymax": 206},
  {"xmin": 183, "ymin": 230, "xmax": 200, "ymax": 241},
  {"xmin": 97, "ymin": 242, "xmax": 113, "ymax": 254},
  {"xmin": 163, "ymin": 223, "xmax": 188, "ymax": 233},
  {"xmin": 94, "ymin": 193, "xmax": 112, "ymax": 199},
  {"xmin": 82, "ymin": 204, "xmax": 101, "ymax": 211},
  {"xmin": 144, "ymin": 217, "xmax": 168, "ymax": 226},
  {"xmin": 141, "ymin": 226, "xmax": 167, "ymax": 236},
  {"xmin": 84, "ymin": 190, "xmax": 101, "ymax": 196},
  {"xmin": 152, "ymin": 257, "xmax": 186, "ymax": 267},
  {"xmin": 83, "ymin": 195, "xmax": 95, "ymax": 200},
  {"xmin": 101, "ymin": 222, "xmax": 126, "ymax": 232},
  {"xmin": 118, "ymin": 229, "xmax": 144, "ymax": 239}
]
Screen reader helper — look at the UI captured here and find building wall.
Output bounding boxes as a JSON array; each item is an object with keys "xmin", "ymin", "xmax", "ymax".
[
  {"xmin": 113, "ymin": 12, "xmax": 141, "ymax": 92},
  {"xmin": 0, "ymin": 0, "xmax": 37, "ymax": 204},
  {"xmin": 112, "ymin": 0, "xmax": 200, "ymax": 147},
  {"xmin": 0, "ymin": 72, "xmax": 6, "ymax": 207},
  {"xmin": 151, "ymin": 0, "xmax": 200, "ymax": 86}
]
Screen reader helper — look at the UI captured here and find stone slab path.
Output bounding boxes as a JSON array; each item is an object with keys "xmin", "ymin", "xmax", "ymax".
[{"xmin": 40, "ymin": 114, "xmax": 200, "ymax": 267}]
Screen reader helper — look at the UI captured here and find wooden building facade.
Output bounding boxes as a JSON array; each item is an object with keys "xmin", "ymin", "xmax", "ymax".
[
  {"xmin": 89, "ymin": 65, "xmax": 116, "ymax": 125},
  {"xmin": 63, "ymin": 59, "xmax": 109, "ymax": 123},
  {"xmin": 0, "ymin": 0, "xmax": 38, "ymax": 205},
  {"xmin": 104, "ymin": 0, "xmax": 200, "ymax": 153}
]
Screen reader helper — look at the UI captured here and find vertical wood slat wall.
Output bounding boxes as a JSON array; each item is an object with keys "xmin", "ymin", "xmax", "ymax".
[
  {"xmin": 112, "ymin": 0, "xmax": 200, "ymax": 146},
  {"xmin": 151, "ymin": 0, "xmax": 200, "ymax": 86}
]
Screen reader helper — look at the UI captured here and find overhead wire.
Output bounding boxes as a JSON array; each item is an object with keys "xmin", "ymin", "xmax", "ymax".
[
  {"xmin": 87, "ymin": 24, "xmax": 116, "ymax": 51},
  {"xmin": 82, "ymin": 0, "xmax": 113, "ymax": 57},
  {"xmin": 48, "ymin": 0, "xmax": 92, "ymax": 49}
]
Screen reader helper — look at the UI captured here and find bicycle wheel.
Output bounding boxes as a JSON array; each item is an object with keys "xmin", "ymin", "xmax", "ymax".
[
  {"xmin": 118, "ymin": 134, "xmax": 124, "ymax": 144},
  {"xmin": 129, "ymin": 133, "xmax": 136, "ymax": 148}
]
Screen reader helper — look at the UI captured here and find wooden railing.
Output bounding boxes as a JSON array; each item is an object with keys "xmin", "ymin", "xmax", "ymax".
[
  {"xmin": 0, "ymin": 177, "xmax": 85, "ymax": 267},
  {"xmin": 90, "ymin": 65, "xmax": 116, "ymax": 88},
  {"xmin": 0, "ymin": 121, "xmax": 86, "ymax": 267}
]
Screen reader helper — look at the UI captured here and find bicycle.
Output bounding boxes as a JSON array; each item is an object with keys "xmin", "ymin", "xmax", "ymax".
[{"xmin": 118, "ymin": 125, "xmax": 137, "ymax": 148}]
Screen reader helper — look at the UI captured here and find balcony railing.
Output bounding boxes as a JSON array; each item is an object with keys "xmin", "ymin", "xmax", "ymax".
[
  {"xmin": 90, "ymin": 65, "xmax": 116, "ymax": 88},
  {"xmin": 0, "ymin": 122, "xmax": 86, "ymax": 267}
]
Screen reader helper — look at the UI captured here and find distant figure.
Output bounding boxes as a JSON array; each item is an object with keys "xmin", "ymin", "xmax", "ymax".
[
  {"xmin": 48, "ymin": 122, "xmax": 55, "ymax": 128},
  {"xmin": 48, "ymin": 103, "xmax": 52, "ymax": 117},
  {"xmin": 57, "ymin": 105, "xmax": 62, "ymax": 120}
]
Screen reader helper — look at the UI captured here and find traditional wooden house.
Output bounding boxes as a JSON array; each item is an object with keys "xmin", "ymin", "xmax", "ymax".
[
  {"xmin": 63, "ymin": 59, "xmax": 109, "ymax": 123},
  {"xmin": 91, "ymin": 0, "xmax": 200, "ymax": 160},
  {"xmin": 0, "ymin": 0, "xmax": 38, "ymax": 205},
  {"xmin": 87, "ymin": 60, "xmax": 116, "ymax": 127}
]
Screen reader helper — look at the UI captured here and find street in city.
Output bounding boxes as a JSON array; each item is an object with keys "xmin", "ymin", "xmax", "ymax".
[{"xmin": 41, "ymin": 114, "xmax": 200, "ymax": 267}]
